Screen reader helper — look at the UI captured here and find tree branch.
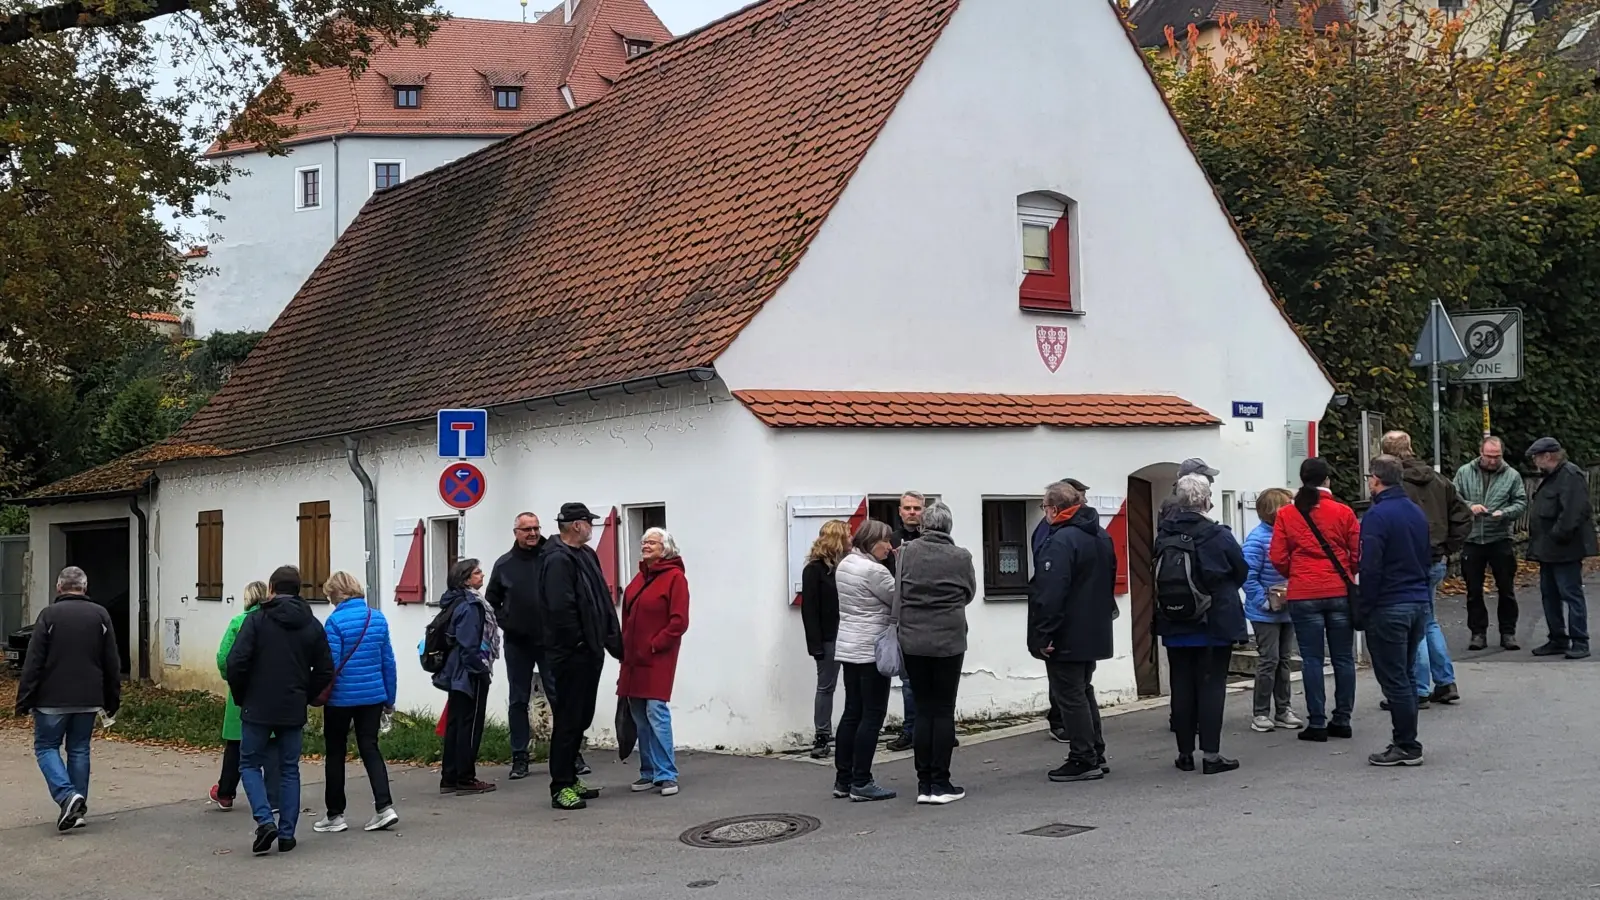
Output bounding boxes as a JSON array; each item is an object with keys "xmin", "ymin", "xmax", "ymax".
[{"xmin": 0, "ymin": 0, "xmax": 192, "ymax": 46}]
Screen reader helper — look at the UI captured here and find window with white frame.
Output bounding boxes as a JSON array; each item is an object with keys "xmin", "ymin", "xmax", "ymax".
[
  {"xmin": 371, "ymin": 160, "xmax": 405, "ymax": 193},
  {"xmin": 428, "ymin": 515, "xmax": 460, "ymax": 601},
  {"xmin": 623, "ymin": 504, "xmax": 668, "ymax": 575},
  {"xmin": 1017, "ymin": 192, "xmax": 1073, "ymax": 312},
  {"xmin": 295, "ymin": 166, "xmax": 322, "ymax": 210}
]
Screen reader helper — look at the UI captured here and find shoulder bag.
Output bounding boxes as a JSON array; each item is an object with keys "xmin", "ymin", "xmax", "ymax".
[
  {"xmin": 876, "ymin": 559, "xmax": 905, "ymax": 679},
  {"xmin": 1301, "ymin": 510, "xmax": 1365, "ymax": 631},
  {"xmin": 314, "ymin": 607, "xmax": 372, "ymax": 707}
]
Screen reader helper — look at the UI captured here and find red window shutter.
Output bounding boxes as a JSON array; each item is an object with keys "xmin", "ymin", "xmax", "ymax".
[
  {"xmin": 1020, "ymin": 215, "xmax": 1072, "ymax": 312},
  {"xmin": 1107, "ymin": 500, "xmax": 1129, "ymax": 592},
  {"xmin": 394, "ymin": 520, "xmax": 426, "ymax": 604},
  {"xmin": 846, "ymin": 499, "xmax": 868, "ymax": 536},
  {"xmin": 595, "ymin": 507, "xmax": 620, "ymax": 605}
]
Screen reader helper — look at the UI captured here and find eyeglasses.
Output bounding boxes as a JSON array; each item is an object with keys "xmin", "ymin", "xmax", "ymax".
[{"xmin": 515, "ymin": 526, "xmax": 541, "ymax": 534}]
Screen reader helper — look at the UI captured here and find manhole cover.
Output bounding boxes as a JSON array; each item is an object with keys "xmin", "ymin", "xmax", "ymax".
[
  {"xmin": 679, "ymin": 813, "xmax": 821, "ymax": 848},
  {"xmin": 1020, "ymin": 823, "xmax": 1096, "ymax": 839}
]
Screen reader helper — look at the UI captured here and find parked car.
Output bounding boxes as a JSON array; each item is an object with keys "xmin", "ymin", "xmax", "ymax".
[{"xmin": 5, "ymin": 624, "xmax": 31, "ymax": 671}]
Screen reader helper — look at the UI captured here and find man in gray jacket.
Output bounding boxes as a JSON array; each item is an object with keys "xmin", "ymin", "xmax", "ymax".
[{"xmin": 1453, "ymin": 436, "xmax": 1528, "ymax": 651}]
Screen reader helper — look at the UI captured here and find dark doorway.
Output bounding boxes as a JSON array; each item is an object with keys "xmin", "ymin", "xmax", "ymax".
[
  {"xmin": 1126, "ymin": 477, "xmax": 1159, "ymax": 697},
  {"xmin": 63, "ymin": 524, "xmax": 131, "ymax": 676}
]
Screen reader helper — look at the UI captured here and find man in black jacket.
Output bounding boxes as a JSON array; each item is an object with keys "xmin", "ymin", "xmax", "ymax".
[
  {"xmin": 15, "ymin": 566, "xmax": 121, "ymax": 831},
  {"xmin": 225, "ymin": 565, "xmax": 333, "ymax": 855},
  {"xmin": 884, "ymin": 490, "xmax": 924, "ymax": 753},
  {"xmin": 1527, "ymin": 437, "xmax": 1596, "ymax": 659},
  {"xmin": 539, "ymin": 503, "xmax": 623, "ymax": 810},
  {"xmin": 1029, "ymin": 482, "xmax": 1117, "ymax": 784},
  {"xmin": 486, "ymin": 511, "xmax": 561, "ymax": 780}
]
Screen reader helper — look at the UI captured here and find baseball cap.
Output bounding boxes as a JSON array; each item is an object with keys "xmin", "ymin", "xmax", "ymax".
[
  {"xmin": 1178, "ymin": 458, "xmax": 1220, "ymax": 480},
  {"xmin": 556, "ymin": 502, "xmax": 600, "ymax": 523}
]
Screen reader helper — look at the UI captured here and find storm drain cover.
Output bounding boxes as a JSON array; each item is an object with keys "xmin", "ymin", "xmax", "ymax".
[
  {"xmin": 1021, "ymin": 823, "xmax": 1096, "ymax": 839},
  {"xmin": 680, "ymin": 813, "xmax": 822, "ymax": 848}
]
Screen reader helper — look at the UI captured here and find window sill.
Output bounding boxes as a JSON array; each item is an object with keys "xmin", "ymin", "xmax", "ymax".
[
  {"xmin": 195, "ymin": 596, "xmax": 223, "ymax": 602},
  {"xmin": 1019, "ymin": 305, "xmax": 1084, "ymax": 318},
  {"xmin": 983, "ymin": 592, "xmax": 1029, "ymax": 603}
]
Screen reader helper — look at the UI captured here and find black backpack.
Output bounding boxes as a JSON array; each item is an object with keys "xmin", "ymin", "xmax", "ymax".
[
  {"xmin": 419, "ymin": 605, "xmax": 455, "ymax": 674},
  {"xmin": 1152, "ymin": 531, "xmax": 1212, "ymax": 625}
]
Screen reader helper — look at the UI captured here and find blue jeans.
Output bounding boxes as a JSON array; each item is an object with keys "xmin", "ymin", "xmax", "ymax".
[
  {"xmin": 240, "ymin": 723, "xmax": 303, "ymax": 839},
  {"xmin": 505, "ymin": 637, "xmax": 558, "ymax": 754},
  {"xmin": 33, "ymin": 712, "xmax": 96, "ymax": 805},
  {"xmin": 1540, "ymin": 561, "xmax": 1590, "ymax": 645},
  {"xmin": 627, "ymin": 698, "xmax": 677, "ymax": 783},
  {"xmin": 1368, "ymin": 603, "xmax": 1429, "ymax": 753},
  {"xmin": 1288, "ymin": 598, "xmax": 1356, "ymax": 729},
  {"xmin": 1413, "ymin": 561, "xmax": 1456, "ymax": 695}
]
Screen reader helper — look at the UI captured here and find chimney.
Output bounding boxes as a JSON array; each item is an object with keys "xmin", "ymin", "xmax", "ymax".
[{"xmin": 564, "ymin": 0, "xmax": 574, "ymax": 23}]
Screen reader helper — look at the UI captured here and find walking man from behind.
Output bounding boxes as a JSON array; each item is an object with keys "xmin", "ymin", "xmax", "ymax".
[
  {"xmin": 225, "ymin": 565, "xmax": 334, "ymax": 854},
  {"xmin": 1381, "ymin": 431, "xmax": 1471, "ymax": 706},
  {"xmin": 540, "ymin": 503, "xmax": 623, "ymax": 810},
  {"xmin": 1361, "ymin": 456, "xmax": 1433, "ymax": 767},
  {"xmin": 486, "ymin": 511, "xmax": 560, "ymax": 781},
  {"xmin": 1453, "ymin": 436, "xmax": 1527, "ymax": 651},
  {"xmin": 1029, "ymin": 480, "xmax": 1116, "ymax": 782},
  {"xmin": 1526, "ymin": 437, "xmax": 1594, "ymax": 659},
  {"xmin": 883, "ymin": 490, "xmax": 925, "ymax": 753},
  {"xmin": 15, "ymin": 566, "xmax": 121, "ymax": 831}
]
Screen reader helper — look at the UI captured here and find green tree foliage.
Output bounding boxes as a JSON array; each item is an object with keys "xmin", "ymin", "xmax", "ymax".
[
  {"xmin": 97, "ymin": 379, "xmax": 172, "ymax": 459},
  {"xmin": 1154, "ymin": 5, "xmax": 1600, "ymax": 488}
]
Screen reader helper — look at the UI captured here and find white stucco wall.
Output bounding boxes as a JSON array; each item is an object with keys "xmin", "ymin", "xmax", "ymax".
[{"xmin": 192, "ymin": 135, "xmax": 498, "ymax": 336}]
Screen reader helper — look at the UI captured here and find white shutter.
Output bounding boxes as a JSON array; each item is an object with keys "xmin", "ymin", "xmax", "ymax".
[
  {"xmin": 392, "ymin": 518, "xmax": 417, "ymax": 586},
  {"xmin": 786, "ymin": 495, "xmax": 865, "ymax": 605}
]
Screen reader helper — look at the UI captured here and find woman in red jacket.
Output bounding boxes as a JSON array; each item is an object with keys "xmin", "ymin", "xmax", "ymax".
[
  {"xmin": 618, "ymin": 527, "xmax": 690, "ymax": 796},
  {"xmin": 1269, "ymin": 457, "xmax": 1362, "ymax": 742}
]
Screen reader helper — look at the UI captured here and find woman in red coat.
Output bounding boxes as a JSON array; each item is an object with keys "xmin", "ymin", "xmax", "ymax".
[{"xmin": 618, "ymin": 527, "xmax": 690, "ymax": 796}]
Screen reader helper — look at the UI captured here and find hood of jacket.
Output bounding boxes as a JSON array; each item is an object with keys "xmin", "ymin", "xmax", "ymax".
[
  {"xmin": 1158, "ymin": 509, "xmax": 1223, "ymax": 542},
  {"xmin": 261, "ymin": 594, "xmax": 317, "ymax": 630},
  {"xmin": 1052, "ymin": 504, "xmax": 1102, "ymax": 536},
  {"xmin": 640, "ymin": 555, "xmax": 686, "ymax": 577},
  {"xmin": 440, "ymin": 587, "xmax": 477, "ymax": 611},
  {"xmin": 1401, "ymin": 457, "xmax": 1437, "ymax": 486},
  {"xmin": 51, "ymin": 592, "xmax": 92, "ymax": 605}
]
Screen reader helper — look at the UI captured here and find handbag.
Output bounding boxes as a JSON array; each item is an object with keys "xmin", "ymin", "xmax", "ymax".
[
  {"xmin": 875, "ymin": 558, "xmax": 906, "ymax": 678},
  {"xmin": 1302, "ymin": 511, "xmax": 1365, "ymax": 631},
  {"xmin": 314, "ymin": 607, "xmax": 372, "ymax": 707},
  {"xmin": 616, "ymin": 699, "xmax": 638, "ymax": 761}
]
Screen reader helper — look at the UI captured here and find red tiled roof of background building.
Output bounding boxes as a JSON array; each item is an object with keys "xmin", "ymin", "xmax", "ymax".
[
  {"xmin": 1126, "ymin": 0, "xmax": 1347, "ymax": 48},
  {"xmin": 177, "ymin": 0, "xmax": 961, "ymax": 452},
  {"xmin": 205, "ymin": 0, "xmax": 671, "ymax": 156},
  {"xmin": 132, "ymin": 311, "xmax": 183, "ymax": 324},
  {"xmin": 733, "ymin": 391, "xmax": 1221, "ymax": 428}
]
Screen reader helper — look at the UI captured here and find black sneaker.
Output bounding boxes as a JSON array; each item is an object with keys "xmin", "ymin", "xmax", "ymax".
[
  {"xmin": 810, "ymin": 732, "xmax": 832, "ymax": 759},
  {"xmin": 1298, "ymin": 727, "xmax": 1328, "ymax": 743},
  {"xmin": 1566, "ymin": 643, "xmax": 1591, "ymax": 660},
  {"xmin": 1430, "ymin": 683, "xmax": 1461, "ymax": 704},
  {"xmin": 1050, "ymin": 728, "xmax": 1070, "ymax": 744},
  {"xmin": 1047, "ymin": 759, "xmax": 1104, "ymax": 782},
  {"xmin": 1368, "ymin": 744, "xmax": 1424, "ymax": 766},
  {"xmin": 1380, "ymin": 697, "xmax": 1430, "ymax": 711},
  {"xmin": 277, "ymin": 837, "xmax": 297, "ymax": 853},
  {"xmin": 576, "ymin": 754, "xmax": 592, "ymax": 777},
  {"xmin": 1468, "ymin": 632, "xmax": 1488, "ymax": 651},
  {"xmin": 1202, "ymin": 756, "xmax": 1240, "ymax": 775},
  {"xmin": 1501, "ymin": 634, "xmax": 1521, "ymax": 651},
  {"xmin": 831, "ymin": 780, "xmax": 851, "ymax": 799},
  {"xmin": 1097, "ymin": 753, "xmax": 1111, "ymax": 774},
  {"xmin": 57, "ymin": 793, "xmax": 86, "ymax": 832},
  {"xmin": 1327, "ymin": 723, "xmax": 1353, "ymax": 739},
  {"xmin": 885, "ymin": 734, "xmax": 913, "ymax": 753},
  {"xmin": 252, "ymin": 822, "xmax": 279, "ymax": 855},
  {"xmin": 1533, "ymin": 641, "xmax": 1570, "ymax": 657},
  {"xmin": 551, "ymin": 787, "xmax": 587, "ymax": 810},
  {"xmin": 438, "ymin": 781, "xmax": 458, "ymax": 794},
  {"xmin": 1174, "ymin": 754, "xmax": 1195, "ymax": 772},
  {"xmin": 509, "ymin": 753, "xmax": 531, "ymax": 781},
  {"xmin": 926, "ymin": 783, "xmax": 965, "ymax": 804}
]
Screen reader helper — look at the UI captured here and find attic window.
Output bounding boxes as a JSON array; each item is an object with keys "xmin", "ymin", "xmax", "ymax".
[
  {"xmin": 395, "ymin": 87, "xmax": 420, "ymax": 108},
  {"xmin": 495, "ymin": 88, "xmax": 521, "ymax": 109},
  {"xmin": 625, "ymin": 38, "xmax": 653, "ymax": 58},
  {"xmin": 1018, "ymin": 192, "xmax": 1073, "ymax": 313}
]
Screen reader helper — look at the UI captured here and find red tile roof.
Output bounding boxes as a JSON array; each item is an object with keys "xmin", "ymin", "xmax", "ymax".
[
  {"xmin": 22, "ymin": 443, "xmax": 237, "ymax": 503},
  {"xmin": 132, "ymin": 311, "xmax": 182, "ymax": 324},
  {"xmin": 733, "ymin": 391, "xmax": 1221, "ymax": 428},
  {"xmin": 205, "ymin": 0, "xmax": 672, "ymax": 155},
  {"xmin": 178, "ymin": 0, "xmax": 961, "ymax": 452},
  {"xmin": 1127, "ymin": 0, "xmax": 1348, "ymax": 48}
]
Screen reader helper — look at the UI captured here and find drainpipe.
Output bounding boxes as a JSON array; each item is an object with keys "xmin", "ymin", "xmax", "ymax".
[
  {"xmin": 331, "ymin": 136, "xmax": 341, "ymax": 241},
  {"xmin": 129, "ymin": 477, "xmax": 155, "ymax": 683},
  {"xmin": 344, "ymin": 437, "xmax": 380, "ymax": 610}
]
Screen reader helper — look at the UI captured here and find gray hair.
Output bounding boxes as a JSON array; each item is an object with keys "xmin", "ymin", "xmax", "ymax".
[
  {"xmin": 643, "ymin": 526, "xmax": 680, "ymax": 559},
  {"xmin": 920, "ymin": 501, "xmax": 953, "ymax": 534},
  {"xmin": 1173, "ymin": 474, "xmax": 1213, "ymax": 512},
  {"xmin": 1045, "ymin": 481, "xmax": 1083, "ymax": 509},
  {"xmin": 1371, "ymin": 454, "xmax": 1404, "ymax": 486},
  {"xmin": 55, "ymin": 566, "xmax": 88, "ymax": 595},
  {"xmin": 900, "ymin": 491, "xmax": 926, "ymax": 504}
]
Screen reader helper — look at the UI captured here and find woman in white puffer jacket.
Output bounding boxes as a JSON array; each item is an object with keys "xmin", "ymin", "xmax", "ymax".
[{"xmin": 830, "ymin": 519, "xmax": 898, "ymax": 802}]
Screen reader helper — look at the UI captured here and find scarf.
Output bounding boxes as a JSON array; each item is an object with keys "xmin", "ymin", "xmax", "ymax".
[{"xmin": 474, "ymin": 590, "xmax": 503, "ymax": 664}]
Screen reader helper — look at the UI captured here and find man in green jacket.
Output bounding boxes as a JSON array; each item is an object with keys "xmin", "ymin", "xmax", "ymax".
[{"xmin": 1453, "ymin": 436, "xmax": 1529, "ymax": 651}]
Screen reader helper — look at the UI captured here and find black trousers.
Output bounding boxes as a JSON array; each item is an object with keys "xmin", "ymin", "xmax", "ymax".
[
  {"xmin": 547, "ymin": 650, "xmax": 604, "ymax": 794},
  {"xmin": 835, "ymin": 662, "xmax": 891, "ymax": 789},
  {"xmin": 441, "ymin": 678, "xmax": 489, "ymax": 785},
  {"xmin": 1463, "ymin": 540, "xmax": 1519, "ymax": 636},
  {"xmin": 1167, "ymin": 645, "xmax": 1231, "ymax": 755},
  {"xmin": 324, "ymin": 703, "xmax": 392, "ymax": 814},
  {"xmin": 1047, "ymin": 658, "xmax": 1105, "ymax": 764},
  {"xmin": 902, "ymin": 653, "xmax": 963, "ymax": 790}
]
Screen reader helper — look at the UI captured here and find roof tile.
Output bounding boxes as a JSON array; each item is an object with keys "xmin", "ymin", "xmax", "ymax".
[
  {"xmin": 731, "ymin": 391, "xmax": 1219, "ymax": 429},
  {"xmin": 23, "ymin": 442, "xmax": 237, "ymax": 502}
]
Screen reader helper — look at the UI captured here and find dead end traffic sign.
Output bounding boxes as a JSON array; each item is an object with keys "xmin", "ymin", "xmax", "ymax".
[{"xmin": 439, "ymin": 463, "xmax": 487, "ymax": 511}]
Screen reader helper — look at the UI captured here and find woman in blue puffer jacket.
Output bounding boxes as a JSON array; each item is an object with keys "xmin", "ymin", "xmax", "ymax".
[
  {"xmin": 314, "ymin": 571, "xmax": 399, "ymax": 835},
  {"xmin": 1242, "ymin": 489, "xmax": 1303, "ymax": 734}
]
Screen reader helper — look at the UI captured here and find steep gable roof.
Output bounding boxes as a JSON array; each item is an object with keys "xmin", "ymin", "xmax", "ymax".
[
  {"xmin": 178, "ymin": 0, "xmax": 962, "ymax": 452},
  {"xmin": 1127, "ymin": 0, "xmax": 1348, "ymax": 48}
]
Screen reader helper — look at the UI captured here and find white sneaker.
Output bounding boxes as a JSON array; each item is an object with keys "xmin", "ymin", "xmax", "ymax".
[
  {"xmin": 313, "ymin": 814, "xmax": 348, "ymax": 833},
  {"xmin": 916, "ymin": 793, "xmax": 931, "ymax": 805},
  {"xmin": 1250, "ymin": 715, "xmax": 1276, "ymax": 732},
  {"xmin": 364, "ymin": 807, "xmax": 399, "ymax": 832},
  {"xmin": 1274, "ymin": 709, "xmax": 1306, "ymax": 730}
]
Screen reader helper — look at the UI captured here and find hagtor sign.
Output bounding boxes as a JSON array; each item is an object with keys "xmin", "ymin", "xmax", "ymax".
[{"xmin": 1449, "ymin": 308, "xmax": 1523, "ymax": 383}]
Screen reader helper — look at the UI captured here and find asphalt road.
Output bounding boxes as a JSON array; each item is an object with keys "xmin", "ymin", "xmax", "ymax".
[{"xmin": 3, "ymin": 581, "xmax": 1596, "ymax": 900}]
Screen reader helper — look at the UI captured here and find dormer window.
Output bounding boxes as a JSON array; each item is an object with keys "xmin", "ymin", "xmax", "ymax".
[
  {"xmin": 478, "ymin": 68, "xmax": 528, "ymax": 110},
  {"xmin": 383, "ymin": 71, "xmax": 429, "ymax": 108},
  {"xmin": 1017, "ymin": 192, "xmax": 1073, "ymax": 313},
  {"xmin": 495, "ymin": 87, "xmax": 521, "ymax": 109},
  {"xmin": 395, "ymin": 86, "xmax": 420, "ymax": 108},
  {"xmin": 625, "ymin": 39, "xmax": 653, "ymax": 59}
]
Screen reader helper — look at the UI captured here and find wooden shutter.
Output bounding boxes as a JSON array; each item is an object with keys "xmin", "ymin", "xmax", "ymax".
[
  {"xmin": 196, "ymin": 510, "xmax": 224, "ymax": 600},
  {"xmin": 297, "ymin": 501, "xmax": 331, "ymax": 601}
]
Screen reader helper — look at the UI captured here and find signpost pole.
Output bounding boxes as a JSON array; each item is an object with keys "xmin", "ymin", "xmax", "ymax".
[
  {"xmin": 1481, "ymin": 384, "xmax": 1491, "ymax": 438},
  {"xmin": 458, "ymin": 509, "xmax": 466, "ymax": 561}
]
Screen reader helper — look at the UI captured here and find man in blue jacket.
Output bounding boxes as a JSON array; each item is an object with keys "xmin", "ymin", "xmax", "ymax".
[{"xmin": 1360, "ymin": 456, "xmax": 1434, "ymax": 767}]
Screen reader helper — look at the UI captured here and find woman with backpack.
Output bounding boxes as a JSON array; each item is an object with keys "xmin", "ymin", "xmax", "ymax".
[
  {"xmin": 211, "ymin": 581, "xmax": 281, "ymax": 812},
  {"xmin": 313, "ymin": 572, "xmax": 399, "ymax": 834},
  {"xmin": 433, "ymin": 559, "xmax": 500, "ymax": 795},
  {"xmin": 1269, "ymin": 457, "xmax": 1362, "ymax": 743},
  {"xmin": 1154, "ymin": 475, "xmax": 1248, "ymax": 774}
]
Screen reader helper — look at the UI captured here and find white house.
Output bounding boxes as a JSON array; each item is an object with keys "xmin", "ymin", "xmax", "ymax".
[
  {"xmin": 23, "ymin": 0, "xmax": 1333, "ymax": 752},
  {"xmin": 191, "ymin": 0, "xmax": 671, "ymax": 336}
]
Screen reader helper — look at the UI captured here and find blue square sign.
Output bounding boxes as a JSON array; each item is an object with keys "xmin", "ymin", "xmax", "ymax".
[
  {"xmin": 1231, "ymin": 401, "xmax": 1264, "ymax": 419},
  {"xmin": 437, "ymin": 409, "xmax": 488, "ymax": 459}
]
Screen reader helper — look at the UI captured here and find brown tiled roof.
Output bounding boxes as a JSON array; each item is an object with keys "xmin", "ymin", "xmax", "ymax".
[
  {"xmin": 178, "ymin": 0, "xmax": 961, "ymax": 452},
  {"xmin": 733, "ymin": 391, "xmax": 1221, "ymax": 428},
  {"xmin": 205, "ymin": 0, "xmax": 672, "ymax": 155},
  {"xmin": 1127, "ymin": 0, "xmax": 1348, "ymax": 48},
  {"xmin": 22, "ymin": 443, "xmax": 237, "ymax": 503}
]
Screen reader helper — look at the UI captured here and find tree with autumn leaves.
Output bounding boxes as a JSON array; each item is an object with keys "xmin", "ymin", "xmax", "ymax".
[{"xmin": 1154, "ymin": 3, "xmax": 1600, "ymax": 488}]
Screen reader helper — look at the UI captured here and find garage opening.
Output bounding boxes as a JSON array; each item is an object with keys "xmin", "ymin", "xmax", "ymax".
[{"xmin": 59, "ymin": 522, "xmax": 132, "ymax": 676}]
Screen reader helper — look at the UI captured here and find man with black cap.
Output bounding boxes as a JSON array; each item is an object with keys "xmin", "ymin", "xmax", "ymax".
[
  {"xmin": 1160, "ymin": 459, "xmax": 1219, "ymax": 522},
  {"xmin": 1526, "ymin": 437, "xmax": 1595, "ymax": 659},
  {"xmin": 539, "ymin": 502, "xmax": 623, "ymax": 809}
]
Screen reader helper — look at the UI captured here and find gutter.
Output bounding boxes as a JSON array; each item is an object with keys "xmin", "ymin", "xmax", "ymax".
[
  {"xmin": 344, "ymin": 438, "xmax": 381, "ymax": 610},
  {"xmin": 129, "ymin": 477, "xmax": 156, "ymax": 683},
  {"xmin": 12, "ymin": 488, "xmax": 140, "ymax": 508}
]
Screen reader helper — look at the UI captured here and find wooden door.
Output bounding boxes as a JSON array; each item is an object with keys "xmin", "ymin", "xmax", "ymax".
[{"xmin": 1127, "ymin": 476, "xmax": 1160, "ymax": 697}]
